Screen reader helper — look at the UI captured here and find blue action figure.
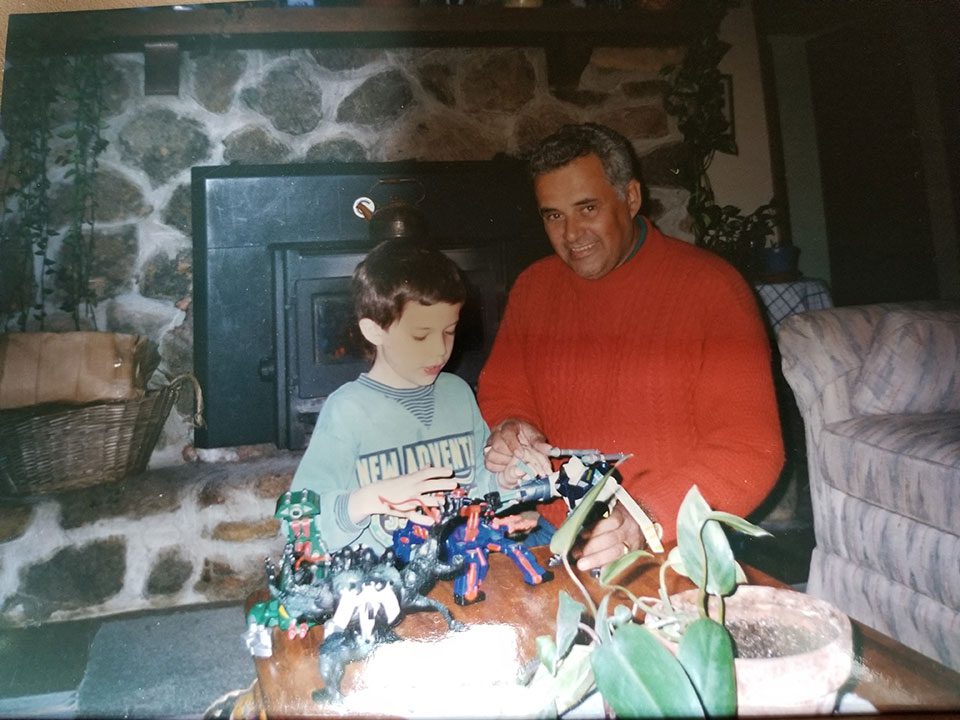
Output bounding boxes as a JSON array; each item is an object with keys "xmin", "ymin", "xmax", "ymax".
[
  {"xmin": 393, "ymin": 489, "xmax": 552, "ymax": 606},
  {"xmin": 446, "ymin": 493, "xmax": 553, "ymax": 605}
]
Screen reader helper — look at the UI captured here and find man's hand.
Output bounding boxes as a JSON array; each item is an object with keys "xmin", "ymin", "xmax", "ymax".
[
  {"xmin": 349, "ymin": 466, "xmax": 458, "ymax": 526},
  {"xmin": 484, "ymin": 419, "xmax": 552, "ymax": 487},
  {"xmin": 574, "ymin": 503, "xmax": 644, "ymax": 572}
]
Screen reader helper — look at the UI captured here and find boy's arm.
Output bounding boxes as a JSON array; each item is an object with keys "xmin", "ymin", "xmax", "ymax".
[
  {"xmin": 290, "ymin": 397, "xmax": 371, "ymax": 551},
  {"xmin": 468, "ymin": 394, "xmax": 500, "ymax": 498},
  {"xmin": 348, "ymin": 468, "xmax": 458, "ymax": 526}
]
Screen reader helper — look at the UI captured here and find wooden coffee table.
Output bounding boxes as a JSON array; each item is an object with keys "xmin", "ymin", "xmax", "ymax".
[{"xmin": 248, "ymin": 546, "xmax": 960, "ymax": 717}]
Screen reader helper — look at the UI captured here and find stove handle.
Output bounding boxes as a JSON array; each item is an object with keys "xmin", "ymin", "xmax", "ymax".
[{"xmin": 258, "ymin": 356, "xmax": 276, "ymax": 382}]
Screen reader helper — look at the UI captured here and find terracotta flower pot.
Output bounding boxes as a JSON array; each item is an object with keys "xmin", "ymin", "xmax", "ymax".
[{"xmin": 647, "ymin": 585, "xmax": 854, "ymax": 716}]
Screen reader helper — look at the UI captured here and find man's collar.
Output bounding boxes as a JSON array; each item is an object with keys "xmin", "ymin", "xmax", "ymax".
[{"xmin": 620, "ymin": 215, "xmax": 648, "ymax": 266}]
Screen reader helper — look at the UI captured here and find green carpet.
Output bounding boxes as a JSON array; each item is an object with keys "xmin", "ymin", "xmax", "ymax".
[{"xmin": 77, "ymin": 603, "xmax": 254, "ymax": 719}]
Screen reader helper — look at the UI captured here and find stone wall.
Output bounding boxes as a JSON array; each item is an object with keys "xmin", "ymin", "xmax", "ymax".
[
  {"xmin": 2, "ymin": 43, "xmax": 692, "ymax": 464},
  {"xmin": 0, "ymin": 452, "xmax": 299, "ymax": 625},
  {"xmin": 0, "ymin": 43, "xmax": 697, "ymax": 625}
]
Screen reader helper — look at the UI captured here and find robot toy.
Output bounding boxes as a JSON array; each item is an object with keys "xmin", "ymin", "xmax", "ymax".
[
  {"xmin": 313, "ymin": 505, "xmax": 467, "ymax": 703},
  {"xmin": 393, "ymin": 489, "xmax": 553, "ymax": 606},
  {"xmin": 243, "ymin": 540, "xmax": 336, "ymax": 657},
  {"xmin": 445, "ymin": 492, "xmax": 552, "ymax": 605},
  {"xmin": 493, "ymin": 448, "xmax": 664, "ymax": 554},
  {"xmin": 275, "ymin": 488, "xmax": 329, "ymax": 572}
]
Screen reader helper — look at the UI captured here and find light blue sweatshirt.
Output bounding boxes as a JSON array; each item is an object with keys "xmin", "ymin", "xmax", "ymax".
[{"xmin": 291, "ymin": 372, "xmax": 497, "ymax": 553}]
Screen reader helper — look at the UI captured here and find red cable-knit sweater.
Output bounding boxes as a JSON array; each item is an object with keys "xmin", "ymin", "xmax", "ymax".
[{"xmin": 477, "ymin": 219, "xmax": 785, "ymax": 541}]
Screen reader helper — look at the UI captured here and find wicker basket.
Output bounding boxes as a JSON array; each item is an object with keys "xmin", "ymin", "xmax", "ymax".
[{"xmin": 0, "ymin": 374, "xmax": 203, "ymax": 499}]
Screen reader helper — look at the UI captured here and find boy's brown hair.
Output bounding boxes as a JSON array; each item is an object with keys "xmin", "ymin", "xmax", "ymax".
[{"xmin": 352, "ymin": 239, "xmax": 467, "ymax": 332}]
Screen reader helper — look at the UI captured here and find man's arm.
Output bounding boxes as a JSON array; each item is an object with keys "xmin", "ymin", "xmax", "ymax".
[
  {"xmin": 477, "ymin": 273, "xmax": 541, "ymax": 431},
  {"xmin": 485, "ymin": 419, "xmax": 552, "ymax": 484},
  {"xmin": 477, "ymin": 273, "xmax": 552, "ymax": 481},
  {"xmin": 577, "ymin": 272, "xmax": 784, "ymax": 569},
  {"xmin": 631, "ymin": 273, "xmax": 783, "ymax": 542}
]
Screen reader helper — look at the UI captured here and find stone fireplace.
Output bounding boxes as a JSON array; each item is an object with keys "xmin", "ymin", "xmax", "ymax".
[
  {"xmin": 0, "ymin": 39, "xmax": 700, "ymax": 624},
  {"xmin": 192, "ymin": 159, "xmax": 546, "ymax": 450},
  {"xmin": 1, "ymin": 43, "xmax": 693, "ymax": 465}
]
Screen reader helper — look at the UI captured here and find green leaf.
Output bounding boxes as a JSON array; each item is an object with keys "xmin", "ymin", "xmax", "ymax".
[
  {"xmin": 611, "ymin": 604, "xmax": 633, "ymax": 629},
  {"xmin": 598, "ymin": 549, "xmax": 652, "ymax": 587},
  {"xmin": 665, "ymin": 546, "xmax": 687, "ymax": 578},
  {"xmin": 528, "ymin": 644, "xmax": 596, "ymax": 716},
  {"xmin": 705, "ymin": 511, "xmax": 772, "ymax": 539},
  {"xmin": 592, "ymin": 623, "xmax": 704, "ymax": 718},
  {"xmin": 549, "ymin": 465, "xmax": 617, "ymax": 556},
  {"xmin": 536, "ymin": 634, "xmax": 558, "ymax": 676},
  {"xmin": 677, "ymin": 618, "xmax": 737, "ymax": 717},
  {"xmin": 676, "ymin": 486, "xmax": 737, "ymax": 597},
  {"xmin": 595, "ymin": 593, "xmax": 612, "ymax": 645},
  {"xmin": 555, "ymin": 591, "xmax": 585, "ymax": 661}
]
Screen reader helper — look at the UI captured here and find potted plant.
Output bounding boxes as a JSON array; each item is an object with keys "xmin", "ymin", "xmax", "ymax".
[
  {"xmin": 660, "ymin": 0, "xmax": 793, "ymax": 281},
  {"xmin": 527, "ymin": 478, "xmax": 853, "ymax": 717}
]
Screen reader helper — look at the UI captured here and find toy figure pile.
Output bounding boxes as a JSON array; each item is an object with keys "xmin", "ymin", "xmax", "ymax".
[{"xmin": 243, "ymin": 452, "xmax": 634, "ymax": 703}]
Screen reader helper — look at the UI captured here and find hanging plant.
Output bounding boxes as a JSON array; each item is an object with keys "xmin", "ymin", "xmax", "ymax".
[
  {"xmin": 660, "ymin": 0, "xmax": 779, "ymax": 280},
  {"xmin": 57, "ymin": 55, "xmax": 109, "ymax": 329},
  {"xmin": 0, "ymin": 52, "xmax": 108, "ymax": 332},
  {"xmin": 0, "ymin": 54, "xmax": 63, "ymax": 331}
]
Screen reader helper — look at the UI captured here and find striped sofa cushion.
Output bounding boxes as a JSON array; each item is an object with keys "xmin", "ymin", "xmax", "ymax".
[
  {"xmin": 852, "ymin": 310, "xmax": 960, "ymax": 415},
  {"xmin": 820, "ymin": 412, "xmax": 960, "ymax": 533}
]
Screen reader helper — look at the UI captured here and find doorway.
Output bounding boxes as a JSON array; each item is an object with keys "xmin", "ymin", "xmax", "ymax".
[{"xmin": 806, "ymin": 22, "xmax": 939, "ymax": 306}]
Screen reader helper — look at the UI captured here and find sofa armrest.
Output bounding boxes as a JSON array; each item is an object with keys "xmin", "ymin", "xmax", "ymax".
[{"xmin": 776, "ymin": 306, "xmax": 887, "ymax": 429}]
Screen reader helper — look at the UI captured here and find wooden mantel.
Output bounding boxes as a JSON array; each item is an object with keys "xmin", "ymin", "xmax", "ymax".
[{"xmin": 5, "ymin": 3, "xmax": 705, "ymax": 91}]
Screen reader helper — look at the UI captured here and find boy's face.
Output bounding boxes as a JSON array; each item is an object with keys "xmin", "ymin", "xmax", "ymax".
[{"xmin": 363, "ymin": 301, "xmax": 462, "ymax": 389}]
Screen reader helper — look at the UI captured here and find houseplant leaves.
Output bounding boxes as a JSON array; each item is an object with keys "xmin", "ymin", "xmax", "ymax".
[
  {"xmin": 677, "ymin": 618, "xmax": 737, "ymax": 717},
  {"xmin": 548, "ymin": 464, "xmax": 617, "ymax": 556},
  {"xmin": 675, "ymin": 486, "xmax": 769, "ymax": 599},
  {"xmin": 592, "ymin": 622, "xmax": 705, "ymax": 718}
]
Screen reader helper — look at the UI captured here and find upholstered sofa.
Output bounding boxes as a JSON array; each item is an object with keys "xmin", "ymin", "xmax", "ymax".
[{"xmin": 777, "ymin": 302, "xmax": 960, "ymax": 672}]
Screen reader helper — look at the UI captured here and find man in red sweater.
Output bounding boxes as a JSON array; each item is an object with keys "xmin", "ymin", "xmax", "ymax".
[{"xmin": 477, "ymin": 123, "xmax": 784, "ymax": 571}]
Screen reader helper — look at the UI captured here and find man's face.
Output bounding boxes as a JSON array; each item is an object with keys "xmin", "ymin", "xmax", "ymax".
[
  {"xmin": 534, "ymin": 153, "xmax": 642, "ymax": 280},
  {"xmin": 366, "ymin": 300, "xmax": 462, "ymax": 389}
]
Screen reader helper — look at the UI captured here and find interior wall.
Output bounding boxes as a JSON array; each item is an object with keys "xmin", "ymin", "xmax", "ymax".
[
  {"xmin": 710, "ymin": 2, "xmax": 775, "ymax": 223},
  {"xmin": 900, "ymin": 11, "xmax": 960, "ymax": 301},
  {"xmin": 4, "ymin": 2, "xmax": 777, "ymax": 227},
  {"xmin": 766, "ymin": 35, "xmax": 831, "ymax": 284}
]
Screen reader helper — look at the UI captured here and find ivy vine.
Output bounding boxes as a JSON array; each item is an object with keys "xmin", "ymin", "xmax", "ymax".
[
  {"xmin": 0, "ymin": 52, "xmax": 108, "ymax": 331},
  {"xmin": 661, "ymin": 0, "xmax": 779, "ymax": 279},
  {"xmin": 58, "ymin": 56, "xmax": 109, "ymax": 329}
]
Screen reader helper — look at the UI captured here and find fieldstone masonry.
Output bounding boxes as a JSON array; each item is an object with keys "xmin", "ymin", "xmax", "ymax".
[
  {"xmin": 0, "ymin": 42, "xmax": 696, "ymax": 625},
  {"xmin": 0, "ymin": 454, "xmax": 299, "ymax": 625},
  {"xmin": 2, "ymin": 42, "xmax": 693, "ymax": 464}
]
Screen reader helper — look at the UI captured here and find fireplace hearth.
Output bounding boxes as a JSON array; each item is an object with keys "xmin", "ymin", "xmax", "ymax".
[{"xmin": 193, "ymin": 160, "xmax": 548, "ymax": 450}]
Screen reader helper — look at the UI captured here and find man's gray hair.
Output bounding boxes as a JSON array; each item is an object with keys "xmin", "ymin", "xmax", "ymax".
[{"xmin": 526, "ymin": 123, "xmax": 637, "ymax": 197}]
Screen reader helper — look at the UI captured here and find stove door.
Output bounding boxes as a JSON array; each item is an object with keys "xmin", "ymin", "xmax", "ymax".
[{"xmin": 274, "ymin": 243, "xmax": 502, "ymax": 450}]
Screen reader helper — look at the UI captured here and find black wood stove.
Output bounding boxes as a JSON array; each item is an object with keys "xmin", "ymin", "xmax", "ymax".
[{"xmin": 192, "ymin": 160, "xmax": 548, "ymax": 450}]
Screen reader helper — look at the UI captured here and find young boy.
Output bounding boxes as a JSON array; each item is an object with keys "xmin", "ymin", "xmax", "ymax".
[{"xmin": 290, "ymin": 239, "xmax": 500, "ymax": 553}]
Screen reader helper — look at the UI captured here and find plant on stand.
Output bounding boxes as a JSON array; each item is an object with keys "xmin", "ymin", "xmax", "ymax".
[
  {"xmin": 660, "ymin": 0, "xmax": 785, "ymax": 280},
  {"xmin": 527, "ymin": 479, "xmax": 853, "ymax": 717}
]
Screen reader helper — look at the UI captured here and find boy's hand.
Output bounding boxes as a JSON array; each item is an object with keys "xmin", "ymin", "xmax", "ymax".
[{"xmin": 350, "ymin": 467, "xmax": 458, "ymax": 526}]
